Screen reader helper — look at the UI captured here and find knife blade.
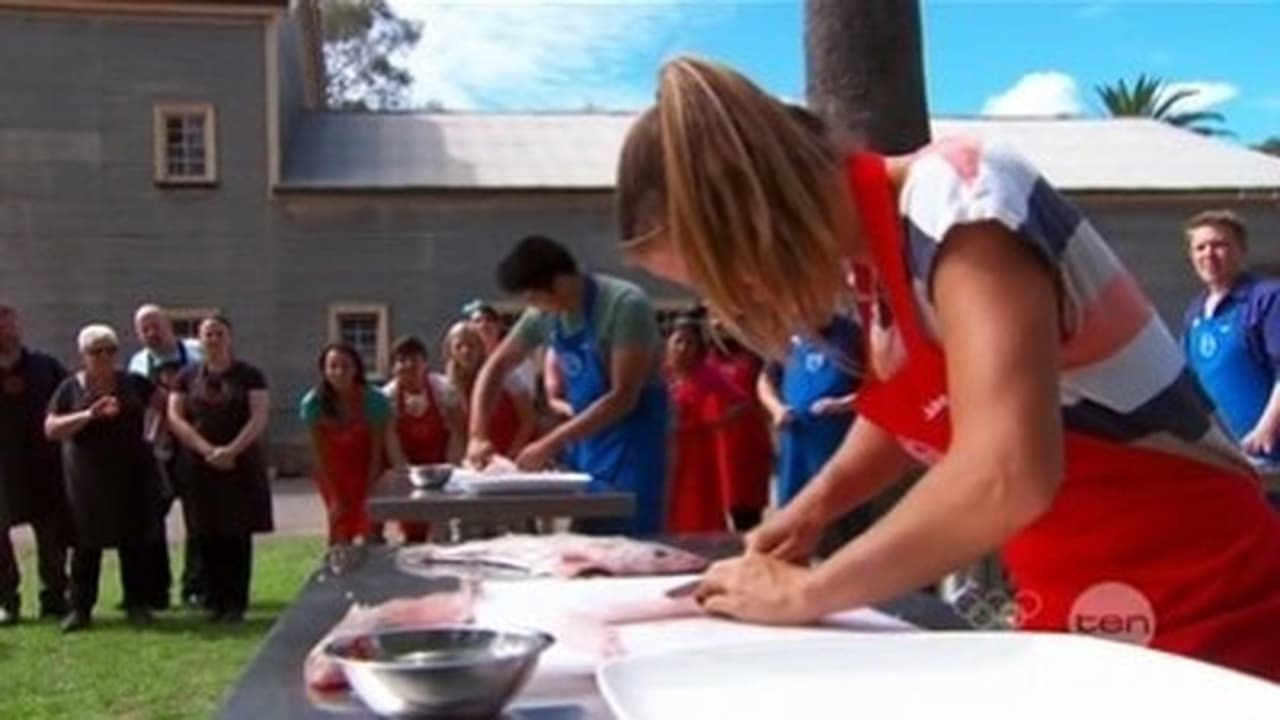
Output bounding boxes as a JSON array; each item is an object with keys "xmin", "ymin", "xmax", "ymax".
[{"xmin": 663, "ymin": 578, "xmax": 702, "ymax": 599}]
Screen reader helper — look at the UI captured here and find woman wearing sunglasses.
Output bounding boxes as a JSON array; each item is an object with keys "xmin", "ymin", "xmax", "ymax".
[{"xmin": 45, "ymin": 324, "xmax": 163, "ymax": 632}]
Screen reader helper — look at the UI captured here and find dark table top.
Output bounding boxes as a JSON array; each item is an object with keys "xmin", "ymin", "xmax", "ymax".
[
  {"xmin": 368, "ymin": 474, "xmax": 635, "ymax": 524},
  {"xmin": 218, "ymin": 536, "xmax": 970, "ymax": 720}
]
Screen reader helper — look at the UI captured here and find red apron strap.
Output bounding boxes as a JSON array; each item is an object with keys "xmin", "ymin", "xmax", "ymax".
[{"xmin": 844, "ymin": 152, "xmax": 928, "ymax": 349}]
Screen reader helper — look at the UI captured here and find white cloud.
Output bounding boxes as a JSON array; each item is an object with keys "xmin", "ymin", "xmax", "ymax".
[
  {"xmin": 982, "ymin": 71, "xmax": 1085, "ymax": 117},
  {"xmin": 387, "ymin": 0, "xmax": 712, "ymax": 110},
  {"xmin": 1161, "ymin": 81, "xmax": 1239, "ymax": 113}
]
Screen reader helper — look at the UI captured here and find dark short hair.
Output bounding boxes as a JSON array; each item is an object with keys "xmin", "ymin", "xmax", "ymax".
[
  {"xmin": 391, "ymin": 335, "xmax": 428, "ymax": 360},
  {"xmin": 1185, "ymin": 209, "xmax": 1248, "ymax": 250},
  {"xmin": 496, "ymin": 235, "xmax": 578, "ymax": 294}
]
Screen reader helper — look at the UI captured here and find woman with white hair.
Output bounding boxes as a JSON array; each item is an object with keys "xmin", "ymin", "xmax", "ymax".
[{"xmin": 45, "ymin": 324, "xmax": 162, "ymax": 632}]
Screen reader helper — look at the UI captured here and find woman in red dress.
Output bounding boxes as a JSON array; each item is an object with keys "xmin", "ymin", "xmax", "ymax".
[
  {"xmin": 665, "ymin": 317, "xmax": 741, "ymax": 534},
  {"xmin": 443, "ymin": 322, "xmax": 535, "ymax": 459},
  {"xmin": 383, "ymin": 336, "xmax": 464, "ymax": 543},
  {"xmin": 706, "ymin": 316, "xmax": 773, "ymax": 531},
  {"xmin": 613, "ymin": 57, "xmax": 1280, "ymax": 680},
  {"xmin": 300, "ymin": 344, "xmax": 391, "ymax": 547}
]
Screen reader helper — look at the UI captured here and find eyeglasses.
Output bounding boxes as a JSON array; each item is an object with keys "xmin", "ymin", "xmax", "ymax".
[{"xmin": 87, "ymin": 346, "xmax": 118, "ymax": 357}]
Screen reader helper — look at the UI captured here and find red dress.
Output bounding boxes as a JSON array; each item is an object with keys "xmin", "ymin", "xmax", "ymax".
[
  {"xmin": 708, "ymin": 351, "xmax": 773, "ymax": 513},
  {"xmin": 667, "ymin": 362, "xmax": 740, "ymax": 533},
  {"xmin": 489, "ymin": 389, "xmax": 522, "ymax": 457},
  {"xmin": 391, "ymin": 378, "xmax": 451, "ymax": 542},
  {"xmin": 458, "ymin": 380, "xmax": 524, "ymax": 457},
  {"xmin": 314, "ymin": 403, "xmax": 376, "ymax": 545},
  {"xmin": 846, "ymin": 152, "xmax": 1280, "ymax": 680}
]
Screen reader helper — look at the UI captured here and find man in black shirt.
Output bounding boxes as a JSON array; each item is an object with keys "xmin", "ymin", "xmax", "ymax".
[{"xmin": 0, "ymin": 302, "xmax": 70, "ymax": 624}]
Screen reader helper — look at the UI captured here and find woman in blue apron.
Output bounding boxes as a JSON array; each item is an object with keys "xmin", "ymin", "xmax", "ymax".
[
  {"xmin": 466, "ymin": 235, "xmax": 669, "ymax": 536},
  {"xmin": 760, "ymin": 315, "xmax": 862, "ymax": 505}
]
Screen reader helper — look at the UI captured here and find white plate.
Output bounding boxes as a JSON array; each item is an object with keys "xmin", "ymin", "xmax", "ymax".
[
  {"xmin": 451, "ymin": 470, "xmax": 592, "ymax": 495},
  {"xmin": 597, "ymin": 632, "xmax": 1280, "ymax": 720}
]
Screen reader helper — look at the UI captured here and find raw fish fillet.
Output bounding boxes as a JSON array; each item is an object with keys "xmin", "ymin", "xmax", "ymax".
[
  {"xmin": 303, "ymin": 589, "xmax": 475, "ymax": 691},
  {"xmin": 399, "ymin": 533, "xmax": 710, "ymax": 579}
]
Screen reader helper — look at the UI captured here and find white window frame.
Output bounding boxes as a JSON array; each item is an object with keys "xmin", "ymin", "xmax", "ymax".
[
  {"xmin": 328, "ymin": 303, "xmax": 390, "ymax": 379},
  {"xmin": 153, "ymin": 102, "xmax": 218, "ymax": 186}
]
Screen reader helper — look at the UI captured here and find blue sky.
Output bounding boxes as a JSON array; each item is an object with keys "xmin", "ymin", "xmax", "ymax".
[{"xmin": 388, "ymin": 1, "xmax": 1279, "ymax": 145}]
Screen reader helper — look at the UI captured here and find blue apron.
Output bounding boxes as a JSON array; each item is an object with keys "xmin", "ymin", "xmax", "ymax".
[
  {"xmin": 776, "ymin": 335, "xmax": 857, "ymax": 505},
  {"xmin": 552, "ymin": 277, "xmax": 669, "ymax": 535},
  {"xmin": 1187, "ymin": 301, "xmax": 1280, "ymax": 465}
]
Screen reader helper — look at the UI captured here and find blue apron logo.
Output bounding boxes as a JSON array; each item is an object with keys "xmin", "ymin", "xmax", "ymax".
[
  {"xmin": 804, "ymin": 352, "xmax": 827, "ymax": 374},
  {"xmin": 1196, "ymin": 332, "xmax": 1218, "ymax": 360},
  {"xmin": 560, "ymin": 351, "xmax": 585, "ymax": 378}
]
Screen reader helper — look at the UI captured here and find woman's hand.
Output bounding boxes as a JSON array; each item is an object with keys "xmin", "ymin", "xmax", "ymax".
[
  {"xmin": 809, "ymin": 397, "xmax": 849, "ymax": 416},
  {"xmin": 206, "ymin": 446, "xmax": 236, "ymax": 471},
  {"xmin": 745, "ymin": 503, "xmax": 825, "ymax": 563},
  {"xmin": 464, "ymin": 437, "xmax": 496, "ymax": 470},
  {"xmin": 515, "ymin": 438, "xmax": 558, "ymax": 471},
  {"xmin": 694, "ymin": 553, "xmax": 822, "ymax": 625},
  {"xmin": 1241, "ymin": 422, "xmax": 1278, "ymax": 457},
  {"xmin": 89, "ymin": 395, "xmax": 120, "ymax": 420}
]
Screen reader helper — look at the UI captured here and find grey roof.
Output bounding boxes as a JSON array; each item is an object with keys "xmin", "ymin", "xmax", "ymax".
[{"xmin": 279, "ymin": 112, "xmax": 1280, "ymax": 194}]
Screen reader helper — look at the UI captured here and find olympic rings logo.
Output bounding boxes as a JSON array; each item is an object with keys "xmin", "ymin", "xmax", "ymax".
[{"xmin": 950, "ymin": 581, "xmax": 1043, "ymax": 630}]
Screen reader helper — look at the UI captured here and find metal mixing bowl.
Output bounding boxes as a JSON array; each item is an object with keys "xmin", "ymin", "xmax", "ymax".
[
  {"xmin": 324, "ymin": 625, "xmax": 554, "ymax": 718},
  {"xmin": 408, "ymin": 463, "xmax": 454, "ymax": 490}
]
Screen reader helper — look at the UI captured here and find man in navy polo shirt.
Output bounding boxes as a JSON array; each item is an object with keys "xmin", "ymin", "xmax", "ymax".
[{"xmin": 1182, "ymin": 210, "xmax": 1280, "ymax": 476}]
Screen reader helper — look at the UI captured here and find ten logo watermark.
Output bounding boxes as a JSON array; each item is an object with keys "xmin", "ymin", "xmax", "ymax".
[{"xmin": 1068, "ymin": 581, "xmax": 1156, "ymax": 646}]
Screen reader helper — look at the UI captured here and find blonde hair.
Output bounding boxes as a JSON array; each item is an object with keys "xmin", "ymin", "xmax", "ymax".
[
  {"xmin": 442, "ymin": 321, "xmax": 486, "ymax": 396},
  {"xmin": 1184, "ymin": 209, "xmax": 1248, "ymax": 251},
  {"xmin": 617, "ymin": 56, "xmax": 851, "ymax": 359}
]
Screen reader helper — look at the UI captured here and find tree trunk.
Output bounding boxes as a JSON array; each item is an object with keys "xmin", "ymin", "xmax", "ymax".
[{"xmin": 805, "ymin": 0, "xmax": 931, "ymax": 154}]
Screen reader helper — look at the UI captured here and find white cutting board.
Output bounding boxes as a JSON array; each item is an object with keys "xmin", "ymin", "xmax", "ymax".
[
  {"xmin": 476, "ymin": 575, "xmax": 918, "ymax": 717},
  {"xmin": 450, "ymin": 469, "xmax": 592, "ymax": 495},
  {"xmin": 597, "ymin": 632, "xmax": 1280, "ymax": 720}
]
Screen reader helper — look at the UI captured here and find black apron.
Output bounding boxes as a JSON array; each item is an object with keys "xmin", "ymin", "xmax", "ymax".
[
  {"xmin": 0, "ymin": 349, "xmax": 67, "ymax": 529},
  {"xmin": 178, "ymin": 362, "xmax": 273, "ymax": 537},
  {"xmin": 59, "ymin": 372, "xmax": 163, "ymax": 548}
]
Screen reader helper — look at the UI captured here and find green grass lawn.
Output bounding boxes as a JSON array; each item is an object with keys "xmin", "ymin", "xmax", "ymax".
[{"xmin": 0, "ymin": 536, "xmax": 325, "ymax": 720}]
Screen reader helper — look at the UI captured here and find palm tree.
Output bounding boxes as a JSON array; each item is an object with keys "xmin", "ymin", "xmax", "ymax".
[
  {"xmin": 1094, "ymin": 74, "xmax": 1230, "ymax": 136},
  {"xmin": 805, "ymin": 0, "xmax": 931, "ymax": 153}
]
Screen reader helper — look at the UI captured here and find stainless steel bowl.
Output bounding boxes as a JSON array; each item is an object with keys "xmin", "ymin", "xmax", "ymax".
[
  {"xmin": 324, "ymin": 625, "xmax": 554, "ymax": 718},
  {"xmin": 408, "ymin": 463, "xmax": 454, "ymax": 490}
]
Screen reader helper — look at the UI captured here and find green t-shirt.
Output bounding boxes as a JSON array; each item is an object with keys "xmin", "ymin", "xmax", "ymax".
[
  {"xmin": 511, "ymin": 274, "xmax": 661, "ymax": 379},
  {"xmin": 299, "ymin": 385, "xmax": 391, "ymax": 426}
]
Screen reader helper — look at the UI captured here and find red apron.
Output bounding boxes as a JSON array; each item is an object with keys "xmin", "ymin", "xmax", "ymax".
[
  {"xmin": 490, "ymin": 389, "xmax": 522, "ymax": 457},
  {"xmin": 846, "ymin": 152, "xmax": 1280, "ymax": 680},
  {"xmin": 315, "ymin": 399, "xmax": 375, "ymax": 545},
  {"xmin": 393, "ymin": 379, "xmax": 450, "ymax": 543},
  {"xmin": 667, "ymin": 363, "xmax": 735, "ymax": 533},
  {"xmin": 709, "ymin": 353, "xmax": 773, "ymax": 511}
]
